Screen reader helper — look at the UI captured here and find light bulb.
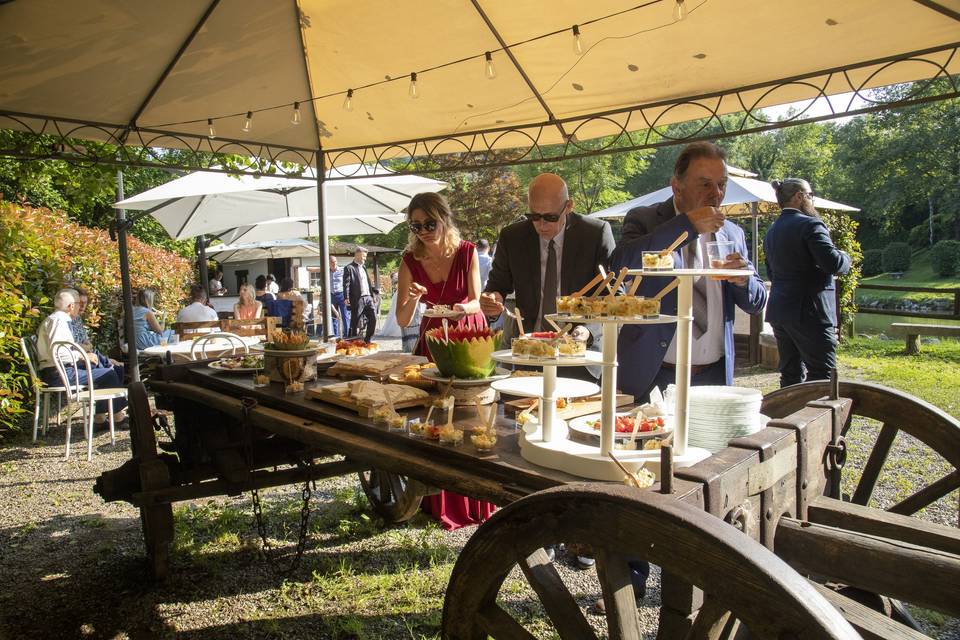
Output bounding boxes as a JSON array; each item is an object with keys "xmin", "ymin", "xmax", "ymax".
[
  {"xmin": 291, "ymin": 102, "xmax": 302, "ymax": 125},
  {"xmin": 674, "ymin": 0, "xmax": 687, "ymax": 21},
  {"xmin": 409, "ymin": 72, "xmax": 419, "ymax": 99},
  {"xmin": 572, "ymin": 25, "xmax": 583, "ymax": 56},
  {"xmin": 343, "ymin": 89, "xmax": 354, "ymax": 112},
  {"xmin": 484, "ymin": 51, "xmax": 496, "ymax": 80},
  {"xmin": 207, "ymin": 118, "xmax": 216, "ymax": 139},
  {"xmin": 242, "ymin": 111, "xmax": 253, "ymax": 132}
]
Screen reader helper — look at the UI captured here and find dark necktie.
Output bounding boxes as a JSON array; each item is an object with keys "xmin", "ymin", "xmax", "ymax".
[
  {"xmin": 540, "ymin": 239, "xmax": 558, "ymax": 330},
  {"xmin": 686, "ymin": 238, "xmax": 708, "ymax": 338}
]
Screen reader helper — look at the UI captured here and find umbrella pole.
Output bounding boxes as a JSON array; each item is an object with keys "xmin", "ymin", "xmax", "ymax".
[
  {"xmin": 115, "ymin": 170, "xmax": 140, "ymax": 382},
  {"xmin": 197, "ymin": 235, "xmax": 209, "ymax": 294},
  {"xmin": 749, "ymin": 202, "xmax": 762, "ymax": 365},
  {"xmin": 316, "ymin": 154, "xmax": 333, "ymax": 340}
]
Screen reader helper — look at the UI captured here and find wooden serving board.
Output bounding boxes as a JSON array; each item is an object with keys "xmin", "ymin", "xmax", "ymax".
[
  {"xmin": 327, "ymin": 353, "xmax": 428, "ymax": 379},
  {"xmin": 305, "ymin": 383, "xmax": 431, "ymax": 417},
  {"xmin": 503, "ymin": 393, "xmax": 633, "ymax": 419}
]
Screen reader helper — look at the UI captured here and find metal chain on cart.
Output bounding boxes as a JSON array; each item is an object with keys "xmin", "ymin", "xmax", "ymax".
[{"xmin": 240, "ymin": 396, "xmax": 314, "ymax": 570}]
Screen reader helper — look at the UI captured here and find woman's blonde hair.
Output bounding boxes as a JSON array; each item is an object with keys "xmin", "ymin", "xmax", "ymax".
[
  {"xmin": 239, "ymin": 283, "xmax": 256, "ymax": 305},
  {"xmin": 405, "ymin": 192, "xmax": 461, "ymax": 259}
]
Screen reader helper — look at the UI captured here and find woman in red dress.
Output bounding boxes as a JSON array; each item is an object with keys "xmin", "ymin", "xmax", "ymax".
[{"xmin": 395, "ymin": 192, "xmax": 495, "ymax": 530}]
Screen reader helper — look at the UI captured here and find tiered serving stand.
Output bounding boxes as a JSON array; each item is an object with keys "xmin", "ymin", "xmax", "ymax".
[{"xmin": 492, "ymin": 267, "xmax": 753, "ymax": 481}]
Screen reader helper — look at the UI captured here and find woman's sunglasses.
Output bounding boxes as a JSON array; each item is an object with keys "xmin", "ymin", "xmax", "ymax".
[{"xmin": 409, "ymin": 219, "xmax": 438, "ymax": 235}]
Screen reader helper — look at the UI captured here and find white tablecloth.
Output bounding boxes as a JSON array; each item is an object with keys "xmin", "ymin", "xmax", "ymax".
[{"xmin": 140, "ymin": 335, "xmax": 261, "ymax": 362}]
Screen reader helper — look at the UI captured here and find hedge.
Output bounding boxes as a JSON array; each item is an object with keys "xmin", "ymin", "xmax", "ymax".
[
  {"xmin": 881, "ymin": 242, "xmax": 912, "ymax": 273},
  {"xmin": 861, "ymin": 249, "xmax": 884, "ymax": 277},
  {"xmin": 930, "ymin": 239, "xmax": 960, "ymax": 277},
  {"xmin": 0, "ymin": 202, "xmax": 193, "ymax": 434}
]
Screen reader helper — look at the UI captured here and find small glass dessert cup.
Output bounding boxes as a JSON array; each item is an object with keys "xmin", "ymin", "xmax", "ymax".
[
  {"xmin": 470, "ymin": 426, "xmax": 497, "ymax": 452},
  {"xmin": 642, "ymin": 251, "xmax": 675, "ymax": 271},
  {"xmin": 252, "ymin": 371, "xmax": 271, "ymax": 388},
  {"xmin": 387, "ymin": 413, "xmax": 408, "ymax": 433},
  {"xmin": 438, "ymin": 424, "xmax": 464, "ymax": 446},
  {"xmin": 372, "ymin": 405, "xmax": 398, "ymax": 426},
  {"xmin": 408, "ymin": 418, "xmax": 431, "ymax": 439}
]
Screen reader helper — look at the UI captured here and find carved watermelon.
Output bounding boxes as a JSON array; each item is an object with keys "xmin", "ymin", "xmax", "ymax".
[{"xmin": 425, "ymin": 326, "xmax": 502, "ymax": 379}]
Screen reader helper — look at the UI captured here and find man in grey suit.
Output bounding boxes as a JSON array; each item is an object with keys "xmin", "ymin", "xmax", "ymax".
[
  {"xmin": 765, "ymin": 178, "xmax": 850, "ymax": 387},
  {"xmin": 480, "ymin": 173, "xmax": 615, "ymax": 340}
]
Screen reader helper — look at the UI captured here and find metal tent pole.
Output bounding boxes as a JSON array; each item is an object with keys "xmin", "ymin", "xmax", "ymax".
[
  {"xmin": 316, "ymin": 155, "xmax": 333, "ymax": 339},
  {"xmin": 115, "ymin": 170, "xmax": 140, "ymax": 382}
]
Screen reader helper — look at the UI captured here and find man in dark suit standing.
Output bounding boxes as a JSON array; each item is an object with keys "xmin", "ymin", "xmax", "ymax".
[
  {"xmin": 611, "ymin": 142, "xmax": 767, "ymax": 400},
  {"xmin": 765, "ymin": 178, "xmax": 851, "ymax": 387},
  {"xmin": 343, "ymin": 246, "xmax": 378, "ymax": 342},
  {"xmin": 480, "ymin": 173, "xmax": 616, "ymax": 341}
]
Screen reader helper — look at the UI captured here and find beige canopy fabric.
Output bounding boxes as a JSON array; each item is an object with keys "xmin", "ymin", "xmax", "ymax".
[{"xmin": 1, "ymin": 0, "xmax": 958, "ymax": 167}]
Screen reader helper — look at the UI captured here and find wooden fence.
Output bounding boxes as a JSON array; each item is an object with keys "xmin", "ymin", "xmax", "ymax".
[{"xmin": 854, "ymin": 283, "xmax": 960, "ymax": 321}]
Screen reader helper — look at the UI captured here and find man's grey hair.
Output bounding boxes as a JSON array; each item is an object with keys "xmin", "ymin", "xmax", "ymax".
[
  {"xmin": 54, "ymin": 288, "xmax": 79, "ymax": 311},
  {"xmin": 771, "ymin": 178, "xmax": 812, "ymax": 208}
]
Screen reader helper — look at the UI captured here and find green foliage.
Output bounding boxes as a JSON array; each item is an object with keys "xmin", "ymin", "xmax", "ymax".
[
  {"xmin": 0, "ymin": 202, "xmax": 192, "ymax": 434},
  {"xmin": 862, "ymin": 249, "xmax": 884, "ymax": 277},
  {"xmin": 930, "ymin": 240, "xmax": 960, "ymax": 277},
  {"xmin": 882, "ymin": 242, "xmax": 912, "ymax": 273},
  {"xmin": 821, "ymin": 211, "xmax": 862, "ymax": 336}
]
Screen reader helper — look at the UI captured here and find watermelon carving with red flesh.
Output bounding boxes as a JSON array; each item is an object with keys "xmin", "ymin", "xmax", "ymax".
[{"xmin": 425, "ymin": 327, "xmax": 502, "ymax": 379}]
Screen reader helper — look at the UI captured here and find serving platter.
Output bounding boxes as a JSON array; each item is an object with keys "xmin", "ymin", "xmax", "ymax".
[
  {"xmin": 567, "ymin": 412, "xmax": 672, "ymax": 442},
  {"xmin": 208, "ymin": 357, "xmax": 264, "ymax": 374},
  {"xmin": 420, "ymin": 366, "xmax": 512, "ymax": 386}
]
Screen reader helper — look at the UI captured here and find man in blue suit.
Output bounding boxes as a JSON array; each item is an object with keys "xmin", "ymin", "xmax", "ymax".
[
  {"xmin": 765, "ymin": 178, "xmax": 851, "ymax": 387},
  {"xmin": 612, "ymin": 142, "xmax": 767, "ymax": 401}
]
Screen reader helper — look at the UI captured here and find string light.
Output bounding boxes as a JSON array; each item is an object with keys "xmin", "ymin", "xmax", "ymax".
[
  {"xmin": 673, "ymin": 0, "xmax": 687, "ymax": 21},
  {"xmin": 408, "ymin": 72, "xmax": 419, "ymax": 99},
  {"xmin": 572, "ymin": 25, "xmax": 583, "ymax": 56},
  {"xmin": 207, "ymin": 118, "xmax": 216, "ymax": 139},
  {"xmin": 291, "ymin": 101, "xmax": 302, "ymax": 125},
  {"xmin": 343, "ymin": 89, "xmax": 354, "ymax": 112},
  {"xmin": 242, "ymin": 111, "xmax": 253, "ymax": 132},
  {"xmin": 484, "ymin": 51, "xmax": 496, "ymax": 80}
]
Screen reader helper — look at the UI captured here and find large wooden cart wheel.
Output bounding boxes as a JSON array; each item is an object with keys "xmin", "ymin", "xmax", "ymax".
[
  {"xmin": 762, "ymin": 380, "xmax": 959, "ymax": 521},
  {"xmin": 357, "ymin": 469, "xmax": 430, "ymax": 523},
  {"xmin": 128, "ymin": 382, "xmax": 175, "ymax": 579},
  {"xmin": 443, "ymin": 485, "xmax": 860, "ymax": 640}
]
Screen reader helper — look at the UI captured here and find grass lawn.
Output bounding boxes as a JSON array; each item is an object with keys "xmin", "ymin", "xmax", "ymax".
[
  {"xmin": 838, "ymin": 336, "xmax": 960, "ymax": 418},
  {"xmin": 858, "ymin": 249, "xmax": 960, "ymax": 303}
]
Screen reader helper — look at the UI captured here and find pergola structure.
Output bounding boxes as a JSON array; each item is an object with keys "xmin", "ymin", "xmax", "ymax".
[{"xmin": 1, "ymin": 0, "xmax": 959, "ymax": 379}]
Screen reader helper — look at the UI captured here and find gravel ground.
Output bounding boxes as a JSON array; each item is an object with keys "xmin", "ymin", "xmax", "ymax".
[{"xmin": 0, "ymin": 344, "xmax": 957, "ymax": 639}]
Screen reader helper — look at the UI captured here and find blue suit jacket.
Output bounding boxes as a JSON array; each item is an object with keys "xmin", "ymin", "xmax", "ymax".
[
  {"xmin": 611, "ymin": 198, "xmax": 767, "ymax": 399},
  {"xmin": 763, "ymin": 208, "xmax": 850, "ymax": 327}
]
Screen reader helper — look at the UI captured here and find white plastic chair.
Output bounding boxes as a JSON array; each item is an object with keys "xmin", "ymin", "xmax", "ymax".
[
  {"xmin": 51, "ymin": 340, "xmax": 127, "ymax": 460},
  {"xmin": 189, "ymin": 332, "xmax": 248, "ymax": 360},
  {"xmin": 20, "ymin": 336, "xmax": 67, "ymax": 441}
]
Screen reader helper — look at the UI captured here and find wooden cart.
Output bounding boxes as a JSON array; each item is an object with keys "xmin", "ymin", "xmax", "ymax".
[{"xmin": 95, "ymin": 360, "xmax": 960, "ymax": 639}]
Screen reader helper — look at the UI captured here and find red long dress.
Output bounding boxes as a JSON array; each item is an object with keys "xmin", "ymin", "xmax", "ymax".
[{"xmin": 403, "ymin": 240, "xmax": 496, "ymax": 530}]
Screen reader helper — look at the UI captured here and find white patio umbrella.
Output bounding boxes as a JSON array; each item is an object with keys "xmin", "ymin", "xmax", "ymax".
[
  {"xmin": 590, "ymin": 175, "xmax": 859, "ymax": 220},
  {"xmin": 205, "ymin": 239, "xmax": 325, "ymax": 263},
  {"xmin": 115, "ymin": 164, "xmax": 444, "ymax": 241},
  {"xmin": 209, "ymin": 214, "xmax": 406, "ymax": 245}
]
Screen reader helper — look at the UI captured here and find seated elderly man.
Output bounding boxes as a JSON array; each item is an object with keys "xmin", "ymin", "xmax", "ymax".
[
  {"xmin": 37, "ymin": 288, "xmax": 127, "ymax": 427},
  {"xmin": 70, "ymin": 286, "xmax": 125, "ymax": 380}
]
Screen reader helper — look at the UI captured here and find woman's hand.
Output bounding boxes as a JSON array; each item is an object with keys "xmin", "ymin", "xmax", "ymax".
[{"xmin": 407, "ymin": 282, "xmax": 428, "ymax": 301}]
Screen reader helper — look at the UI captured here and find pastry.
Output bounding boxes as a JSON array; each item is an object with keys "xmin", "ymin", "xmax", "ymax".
[{"xmin": 642, "ymin": 252, "xmax": 674, "ymax": 270}]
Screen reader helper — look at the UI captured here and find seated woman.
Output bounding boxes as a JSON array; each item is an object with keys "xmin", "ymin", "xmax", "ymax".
[
  {"xmin": 233, "ymin": 283, "xmax": 263, "ymax": 320},
  {"xmin": 254, "ymin": 275, "xmax": 275, "ymax": 303},
  {"xmin": 133, "ymin": 287, "xmax": 175, "ymax": 349},
  {"xmin": 395, "ymin": 192, "xmax": 492, "ymax": 531}
]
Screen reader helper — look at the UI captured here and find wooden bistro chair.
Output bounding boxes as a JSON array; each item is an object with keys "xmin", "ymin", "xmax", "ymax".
[
  {"xmin": 51, "ymin": 340, "xmax": 128, "ymax": 461},
  {"xmin": 173, "ymin": 320, "xmax": 221, "ymax": 341},
  {"xmin": 189, "ymin": 332, "xmax": 249, "ymax": 360},
  {"xmin": 19, "ymin": 336, "xmax": 68, "ymax": 442},
  {"xmin": 221, "ymin": 316, "xmax": 276, "ymax": 341}
]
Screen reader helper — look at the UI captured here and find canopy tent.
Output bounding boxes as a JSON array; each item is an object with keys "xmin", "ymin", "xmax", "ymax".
[
  {"xmin": 589, "ymin": 175, "xmax": 860, "ymax": 220},
  {"xmin": 206, "ymin": 239, "xmax": 327, "ymax": 263},
  {"xmin": 2, "ymin": 1, "xmax": 958, "ymax": 171},
  {"xmin": 115, "ymin": 164, "xmax": 445, "ymax": 241},
  {"xmin": 2, "ymin": 0, "xmax": 957, "ymax": 381}
]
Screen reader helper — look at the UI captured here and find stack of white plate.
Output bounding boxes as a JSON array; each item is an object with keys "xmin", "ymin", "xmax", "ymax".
[{"xmin": 686, "ymin": 386, "xmax": 765, "ymax": 452}]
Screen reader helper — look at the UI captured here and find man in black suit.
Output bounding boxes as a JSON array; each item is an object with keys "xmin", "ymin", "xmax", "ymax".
[
  {"xmin": 480, "ymin": 172, "xmax": 616, "ymax": 338},
  {"xmin": 343, "ymin": 247, "xmax": 378, "ymax": 342},
  {"xmin": 764, "ymin": 178, "xmax": 851, "ymax": 387}
]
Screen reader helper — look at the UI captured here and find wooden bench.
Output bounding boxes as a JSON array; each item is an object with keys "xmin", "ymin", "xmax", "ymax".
[
  {"xmin": 221, "ymin": 316, "xmax": 277, "ymax": 340},
  {"xmin": 888, "ymin": 322, "xmax": 960, "ymax": 354}
]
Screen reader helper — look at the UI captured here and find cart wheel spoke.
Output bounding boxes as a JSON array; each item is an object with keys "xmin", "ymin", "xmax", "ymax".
[
  {"xmin": 683, "ymin": 594, "xmax": 733, "ymax": 640},
  {"xmin": 478, "ymin": 603, "xmax": 539, "ymax": 640},
  {"xmin": 594, "ymin": 548, "xmax": 643, "ymax": 640},
  {"xmin": 519, "ymin": 548, "xmax": 597, "ymax": 640},
  {"xmin": 376, "ymin": 470, "xmax": 392, "ymax": 504},
  {"xmin": 388, "ymin": 473, "xmax": 406, "ymax": 507},
  {"xmin": 851, "ymin": 422, "xmax": 898, "ymax": 506},
  {"xmin": 889, "ymin": 470, "xmax": 960, "ymax": 516}
]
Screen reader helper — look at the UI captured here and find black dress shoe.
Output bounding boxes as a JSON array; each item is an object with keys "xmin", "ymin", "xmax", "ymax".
[{"xmin": 576, "ymin": 555, "xmax": 596, "ymax": 570}]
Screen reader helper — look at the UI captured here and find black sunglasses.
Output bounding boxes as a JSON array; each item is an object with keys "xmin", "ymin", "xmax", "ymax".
[
  {"xmin": 409, "ymin": 219, "xmax": 438, "ymax": 235},
  {"xmin": 525, "ymin": 210, "xmax": 563, "ymax": 223}
]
